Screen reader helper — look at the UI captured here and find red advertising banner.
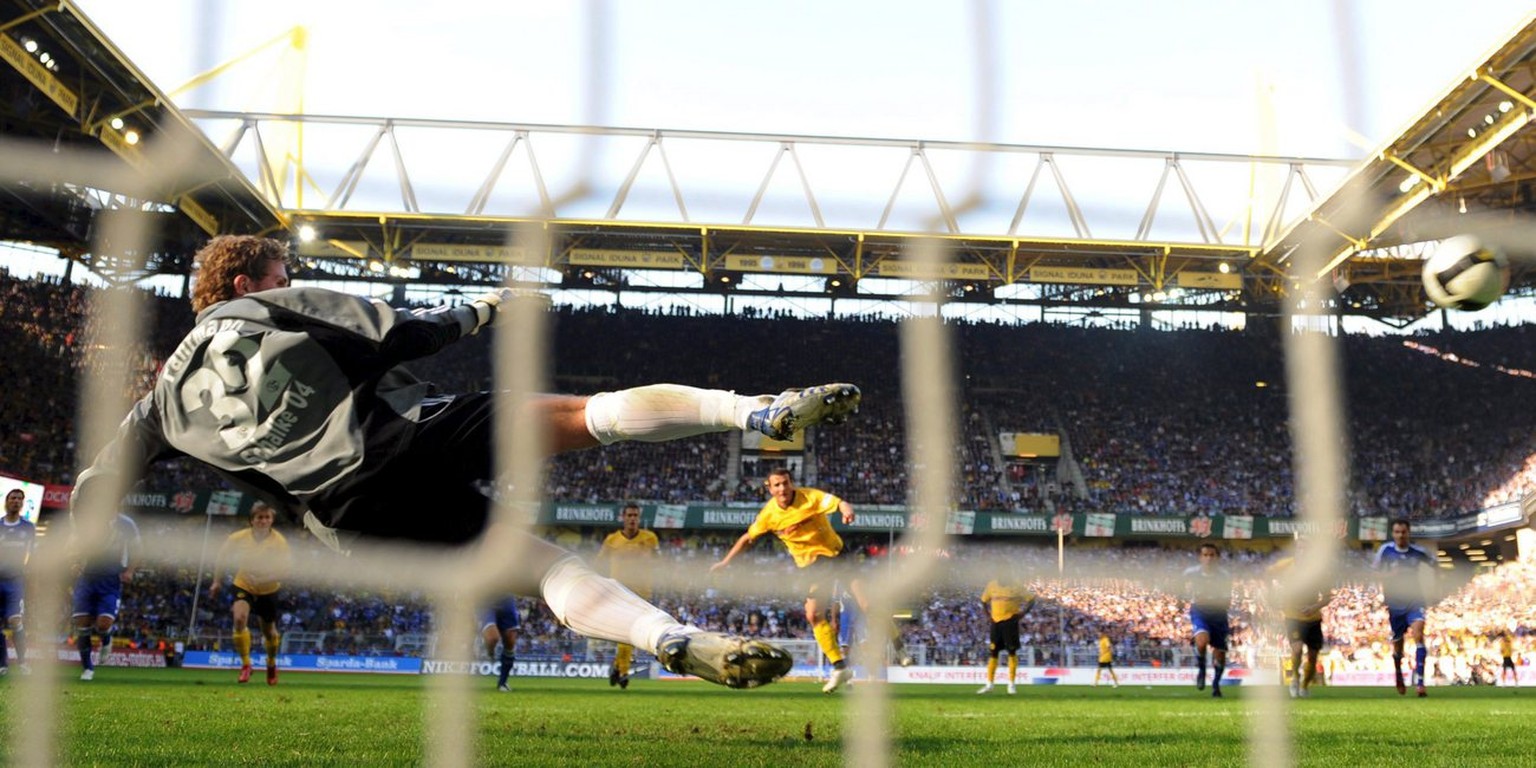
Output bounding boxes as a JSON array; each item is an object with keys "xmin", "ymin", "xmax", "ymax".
[{"xmin": 43, "ymin": 483, "xmax": 73, "ymax": 509}]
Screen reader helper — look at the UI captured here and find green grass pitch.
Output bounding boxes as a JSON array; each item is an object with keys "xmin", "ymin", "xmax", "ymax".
[{"xmin": 11, "ymin": 669, "xmax": 1535, "ymax": 766}]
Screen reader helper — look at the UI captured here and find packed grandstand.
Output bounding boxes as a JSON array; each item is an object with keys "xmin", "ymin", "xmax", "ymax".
[{"xmin": 3, "ymin": 270, "xmax": 1535, "ymax": 684}]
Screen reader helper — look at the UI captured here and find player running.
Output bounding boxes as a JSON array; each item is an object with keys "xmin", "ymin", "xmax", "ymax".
[
  {"xmin": 1498, "ymin": 631, "xmax": 1519, "ymax": 688},
  {"xmin": 1183, "ymin": 543, "xmax": 1234, "ymax": 698},
  {"xmin": 595, "ymin": 503, "xmax": 658, "ymax": 690},
  {"xmin": 0, "ymin": 490, "xmax": 35, "ymax": 675},
  {"xmin": 1267, "ymin": 539, "xmax": 1331, "ymax": 698},
  {"xmin": 1372, "ymin": 518, "xmax": 1435, "ymax": 697},
  {"xmin": 209, "ymin": 503, "xmax": 291, "ymax": 685},
  {"xmin": 1093, "ymin": 631, "xmax": 1120, "ymax": 689},
  {"xmin": 711, "ymin": 469, "xmax": 862, "ymax": 693},
  {"xmin": 71, "ymin": 513, "xmax": 140, "ymax": 681},
  {"xmin": 480, "ymin": 596, "xmax": 521, "ymax": 692}
]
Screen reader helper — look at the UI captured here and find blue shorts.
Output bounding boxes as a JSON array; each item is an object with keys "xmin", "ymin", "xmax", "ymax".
[
  {"xmin": 836, "ymin": 594, "xmax": 866, "ymax": 648},
  {"xmin": 1387, "ymin": 604, "xmax": 1426, "ymax": 641},
  {"xmin": 480, "ymin": 598, "xmax": 521, "ymax": 634},
  {"xmin": 1190, "ymin": 609, "xmax": 1230, "ymax": 651},
  {"xmin": 71, "ymin": 573, "xmax": 122, "ymax": 620},
  {"xmin": 0, "ymin": 578, "xmax": 21, "ymax": 620}
]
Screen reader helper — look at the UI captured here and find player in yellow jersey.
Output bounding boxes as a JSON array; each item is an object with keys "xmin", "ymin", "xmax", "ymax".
[
  {"xmin": 1094, "ymin": 631, "xmax": 1120, "ymax": 688},
  {"xmin": 210, "ymin": 503, "xmax": 292, "ymax": 685},
  {"xmin": 977, "ymin": 578, "xmax": 1034, "ymax": 695},
  {"xmin": 596, "ymin": 503, "xmax": 659, "ymax": 690},
  {"xmin": 1266, "ymin": 541, "xmax": 1331, "ymax": 699},
  {"xmin": 1498, "ymin": 631, "xmax": 1519, "ymax": 687},
  {"xmin": 712, "ymin": 468, "xmax": 860, "ymax": 693}
]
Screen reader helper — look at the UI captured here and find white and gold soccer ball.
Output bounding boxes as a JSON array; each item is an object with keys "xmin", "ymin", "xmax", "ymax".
[{"xmin": 1421, "ymin": 235, "xmax": 1509, "ymax": 311}]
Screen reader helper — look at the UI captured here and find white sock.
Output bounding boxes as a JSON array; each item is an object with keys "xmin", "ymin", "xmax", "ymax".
[
  {"xmin": 583, "ymin": 384, "xmax": 766, "ymax": 445},
  {"xmin": 540, "ymin": 556, "xmax": 681, "ymax": 652}
]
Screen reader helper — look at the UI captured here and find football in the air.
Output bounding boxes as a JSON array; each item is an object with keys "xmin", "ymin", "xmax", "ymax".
[{"xmin": 1421, "ymin": 235, "xmax": 1509, "ymax": 311}]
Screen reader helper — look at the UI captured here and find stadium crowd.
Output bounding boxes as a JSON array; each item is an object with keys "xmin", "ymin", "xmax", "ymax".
[
  {"xmin": 81, "ymin": 528, "xmax": 1536, "ymax": 687},
  {"xmin": 8, "ymin": 272, "xmax": 1536, "ymax": 519},
  {"xmin": 4, "ymin": 270, "xmax": 1536, "ymax": 680}
]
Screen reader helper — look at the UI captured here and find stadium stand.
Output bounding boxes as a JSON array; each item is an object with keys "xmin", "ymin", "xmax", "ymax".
[
  {"xmin": 5, "ymin": 271, "xmax": 1536, "ymax": 677},
  {"xmin": 9, "ymin": 273, "xmax": 1536, "ymax": 518}
]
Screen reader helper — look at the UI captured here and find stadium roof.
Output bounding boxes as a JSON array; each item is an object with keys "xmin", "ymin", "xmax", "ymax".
[
  {"xmin": 0, "ymin": 0, "xmax": 284, "ymax": 283},
  {"xmin": 1257, "ymin": 13, "xmax": 1536, "ymax": 322},
  {"xmin": 2, "ymin": 1, "xmax": 1534, "ymax": 320}
]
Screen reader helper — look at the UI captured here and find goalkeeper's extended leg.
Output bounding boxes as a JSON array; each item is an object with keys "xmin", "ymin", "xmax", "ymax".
[
  {"xmin": 566, "ymin": 383, "xmax": 860, "ymax": 450},
  {"xmin": 535, "ymin": 546, "xmax": 790, "ymax": 689}
]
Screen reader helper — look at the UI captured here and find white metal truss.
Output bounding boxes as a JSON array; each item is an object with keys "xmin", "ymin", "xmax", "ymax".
[
  {"xmin": 1136, "ymin": 157, "xmax": 1220, "ymax": 243},
  {"xmin": 1007, "ymin": 153, "xmax": 1091, "ymax": 238},
  {"xmin": 467, "ymin": 131, "xmax": 552, "ymax": 217},
  {"xmin": 607, "ymin": 132, "xmax": 688, "ymax": 221},
  {"xmin": 744, "ymin": 142, "xmax": 824, "ymax": 228},
  {"xmin": 186, "ymin": 110, "xmax": 1354, "ymax": 248}
]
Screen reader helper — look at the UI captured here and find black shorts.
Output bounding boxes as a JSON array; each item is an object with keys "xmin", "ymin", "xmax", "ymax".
[
  {"xmin": 232, "ymin": 587, "xmax": 281, "ymax": 625},
  {"xmin": 989, "ymin": 615, "xmax": 1021, "ymax": 654},
  {"xmin": 310, "ymin": 393, "xmax": 498, "ymax": 544},
  {"xmin": 1504, "ymin": 656, "xmax": 1517, "ymax": 671},
  {"xmin": 797, "ymin": 555, "xmax": 847, "ymax": 616},
  {"xmin": 1285, "ymin": 618, "xmax": 1324, "ymax": 651},
  {"xmin": 1097, "ymin": 661, "xmax": 1114, "ymax": 669}
]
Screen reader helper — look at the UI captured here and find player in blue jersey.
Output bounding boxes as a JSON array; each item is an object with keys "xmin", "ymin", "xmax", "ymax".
[
  {"xmin": 1183, "ymin": 543, "xmax": 1234, "ymax": 698},
  {"xmin": 0, "ymin": 490, "xmax": 36, "ymax": 675},
  {"xmin": 833, "ymin": 578, "xmax": 914, "ymax": 679},
  {"xmin": 71, "ymin": 513, "xmax": 140, "ymax": 681},
  {"xmin": 834, "ymin": 581, "xmax": 866, "ymax": 680},
  {"xmin": 481, "ymin": 597, "xmax": 520, "ymax": 692},
  {"xmin": 1371, "ymin": 518, "xmax": 1436, "ymax": 697}
]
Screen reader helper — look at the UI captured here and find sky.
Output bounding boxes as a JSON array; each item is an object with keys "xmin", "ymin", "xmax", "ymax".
[
  {"xmin": 71, "ymin": 0, "xmax": 1533, "ymax": 155},
  {"xmin": 13, "ymin": 0, "xmax": 1536, "ymax": 330},
  {"xmin": 63, "ymin": 0, "xmax": 1532, "ymax": 228}
]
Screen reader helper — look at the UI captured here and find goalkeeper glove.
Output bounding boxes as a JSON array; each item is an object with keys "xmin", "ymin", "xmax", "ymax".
[{"xmin": 468, "ymin": 287, "xmax": 515, "ymax": 333}]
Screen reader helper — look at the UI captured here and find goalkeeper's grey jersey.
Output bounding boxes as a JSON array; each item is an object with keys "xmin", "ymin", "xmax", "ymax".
[{"xmin": 74, "ymin": 287, "xmax": 478, "ymax": 516}]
